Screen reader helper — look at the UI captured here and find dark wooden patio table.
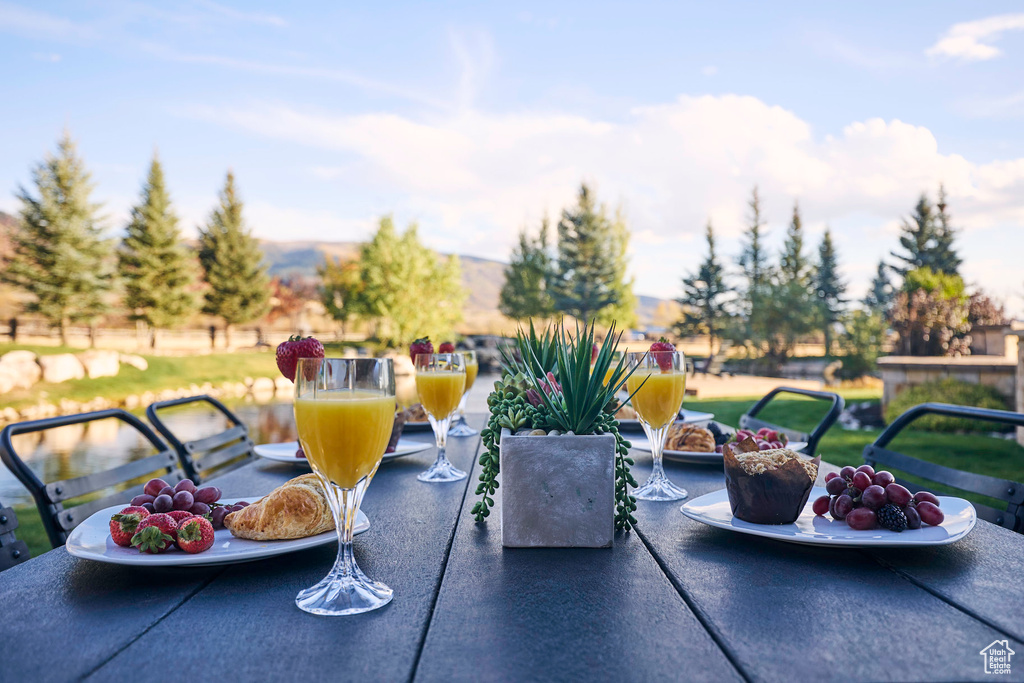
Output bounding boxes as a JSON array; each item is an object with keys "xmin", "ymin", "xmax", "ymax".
[{"xmin": 2, "ymin": 415, "xmax": 1023, "ymax": 682}]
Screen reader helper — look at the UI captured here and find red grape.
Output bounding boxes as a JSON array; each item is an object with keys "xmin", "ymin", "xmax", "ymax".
[
  {"xmin": 715, "ymin": 444, "xmax": 724, "ymax": 453},
  {"xmin": 158, "ymin": 486, "xmax": 175, "ymax": 497},
  {"xmin": 142, "ymin": 502, "xmax": 155, "ymax": 513},
  {"xmin": 856, "ymin": 464, "xmax": 875, "ymax": 477},
  {"xmin": 211, "ymin": 507, "xmax": 228, "ymax": 529},
  {"xmin": 812, "ymin": 495, "xmax": 831, "ymax": 516},
  {"xmin": 174, "ymin": 479, "xmax": 196, "ymax": 494},
  {"xmin": 873, "ymin": 471, "xmax": 895, "ymax": 487},
  {"xmin": 913, "ymin": 491, "xmax": 940, "ymax": 506},
  {"xmin": 833, "ymin": 494, "xmax": 854, "ymax": 519},
  {"xmin": 172, "ymin": 490, "xmax": 194, "ymax": 511},
  {"xmin": 194, "ymin": 486, "xmax": 222, "ymax": 504},
  {"xmin": 846, "ymin": 508, "xmax": 877, "ymax": 530},
  {"xmin": 852, "ymin": 471, "xmax": 873, "ymax": 491},
  {"xmin": 825, "ymin": 471, "xmax": 839, "ymax": 482},
  {"xmin": 916, "ymin": 501, "xmax": 944, "ymax": 526},
  {"xmin": 861, "ymin": 485, "xmax": 886, "ymax": 510},
  {"xmin": 153, "ymin": 494, "xmax": 173, "ymax": 513},
  {"xmin": 885, "ymin": 483, "xmax": 912, "ymax": 507},
  {"xmin": 189, "ymin": 502, "xmax": 211, "ymax": 516},
  {"xmin": 144, "ymin": 478, "xmax": 168, "ymax": 498},
  {"xmin": 826, "ymin": 477, "xmax": 848, "ymax": 496},
  {"xmin": 236, "ymin": 501, "xmax": 250, "ymax": 507},
  {"xmin": 130, "ymin": 494, "xmax": 155, "ymax": 507},
  {"xmin": 840, "ymin": 466, "xmax": 856, "ymax": 479},
  {"xmin": 904, "ymin": 505, "xmax": 922, "ymax": 529},
  {"xmin": 758, "ymin": 441, "xmax": 772, "ymax": 451}
]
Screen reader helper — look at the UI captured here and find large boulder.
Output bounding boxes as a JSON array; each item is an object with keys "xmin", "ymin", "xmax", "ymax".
[
  {"xmin": 38, "ymin": 353, "xmax": 85, "ymax": 384},
  {"xmin": 77, "ymin": 350, "xmax": 120, "ymax": 379},
  {"xmin": 0, "ymin": 350, "xmax": 42, "ymax": 392},
  {"xmin": 119, "ymin": 353, "xmax": 149, "ymax": 371}
]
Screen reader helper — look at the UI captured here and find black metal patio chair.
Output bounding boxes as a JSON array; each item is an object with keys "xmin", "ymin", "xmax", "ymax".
[
  {"xmin": 738, "ymin": 386, "xmax": 845, "ymax": 456},
  {"xmin": 862, "ymin": 402, "xmax": 1024, "ymax": 532},
  {"xmin": 0, "ymin": 409, "xmax": 185, "ymax": 548},
  {"xmin": 146, "ymin": 395, "xmax": 255, "ymax": 484},
  {"xmin": 0, "ymin": 498, "xmax": 30, "ymax": 571}
]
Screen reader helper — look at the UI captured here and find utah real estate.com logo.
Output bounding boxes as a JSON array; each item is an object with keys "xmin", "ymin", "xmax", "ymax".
[{"xmin": 980, "ymin": 640, "xmax": 1014, "ymax": 675}]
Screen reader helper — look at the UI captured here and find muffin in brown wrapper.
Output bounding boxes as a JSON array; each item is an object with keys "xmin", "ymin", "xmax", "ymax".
[
  {"xmin": 723, "ymin": 437, "xmax": 820, "ymax": 524},
  {"xmin": 386, "ymin": 408, "xmax": 408, "ymax": 454}
]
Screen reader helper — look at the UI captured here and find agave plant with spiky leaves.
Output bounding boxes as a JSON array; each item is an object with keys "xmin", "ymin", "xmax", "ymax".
[{"xmin": 477, "ymin": 319, "xmax": 640, "ymax": 531}]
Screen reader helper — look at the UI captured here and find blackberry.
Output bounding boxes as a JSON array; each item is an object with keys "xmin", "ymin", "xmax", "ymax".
[
  {"xmin": 876, "ymin": 503, "xmax": 908, "ymax": 532},
  {"xmin": 707, "ymin": 422, "xmax": 729, "ymax": 446}
]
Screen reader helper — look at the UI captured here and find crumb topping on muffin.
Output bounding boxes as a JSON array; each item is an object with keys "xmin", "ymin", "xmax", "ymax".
[{"xmin": 732, "ymin": 448, "xmax": 818, "ymax": 481}]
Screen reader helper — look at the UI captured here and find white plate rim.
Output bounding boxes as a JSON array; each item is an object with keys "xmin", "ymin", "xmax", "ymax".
[
  {"xmin": 630, "ymin": 438, "xmax": 808, "ymax": 463},
  {"xmin": 679, "ymin": 486, "xmax": 977, "ymax": 547},
  {"xmin": 254, "ymin": 439, "xmax": 431, "ymax": 465},
  {"xmin": 65, "ymin": 499, "xmax": 368, "ymax": 567}
]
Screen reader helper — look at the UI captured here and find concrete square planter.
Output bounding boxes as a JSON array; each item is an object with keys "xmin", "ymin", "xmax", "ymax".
[{"xmin": 500, "ymin": 428, "xmax": 616, "ymax": 548}]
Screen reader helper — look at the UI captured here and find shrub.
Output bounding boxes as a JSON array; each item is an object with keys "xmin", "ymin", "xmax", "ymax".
[{"xmin": 884, "ymin": 378, "xmax": 1010, "ymax": 433}]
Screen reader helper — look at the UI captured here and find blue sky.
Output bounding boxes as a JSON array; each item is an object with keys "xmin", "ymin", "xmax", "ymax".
[{"xmin": 2, "ymin": 1, "xmax": 1024, "ymax": 313}]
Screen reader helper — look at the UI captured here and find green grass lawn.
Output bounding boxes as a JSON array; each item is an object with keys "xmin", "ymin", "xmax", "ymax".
[{"xmin": 0, "ymin": 343, "xmax": 279, "ymax": 411}]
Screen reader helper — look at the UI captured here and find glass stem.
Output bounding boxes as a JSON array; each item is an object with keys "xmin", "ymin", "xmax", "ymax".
[
  {"xmin": 456, "ymin": 393, "xmax": 468, "ymax": 423},
  {"xmin": 432, "ymin": 416, "xmax": 451, "ymax": 466},
  {"xmin": 648, "ymin": 423, "xmax": 669, "ymax": 483},
  {"xmin": 316, "ymin": 472, "xmax": 364, "ymax": 580}
]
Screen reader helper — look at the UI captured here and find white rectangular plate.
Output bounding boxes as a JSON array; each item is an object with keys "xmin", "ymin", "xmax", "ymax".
[
  {"xmin": 65, "ymin": 499, "xmax": 368, "ymax": 567},
  {"xmin": 680, "ymin": 486, "xmax": 977, "ymax": 547},
  {"xmin": 254, "ymin": 439, "xmax": 431, "ymax": 466}
]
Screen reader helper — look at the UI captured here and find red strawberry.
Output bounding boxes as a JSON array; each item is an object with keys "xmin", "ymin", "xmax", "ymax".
[
  {"xmin": 438, "ymin": 341, "xmax": 455, "ymax": 353},
  {"xmin": 131, "ymin": 513, "xmax": 177, "ymax": 554},
  {"xmin": 410, "ymin": 337, "xmax": 433, "ymax": 363},
  {"xmin": 649, "ymin": 338, "xmax": 675, "ymax": 372},
  {"xmin": 109, "ymin": 506, "xmax": 150, "ymax": 547},
  {"xmin": 591, "ymin": 343, "xmax": 599, "ymax": 364},
  {"xmin": 166, "ymin": 510, "xmax": 194, "ymax": 526},
  {"xmin": 176, "ymin": 516, "xmax": 215, "ymax": 554},
  {"xmin": 295, "ymin": 446, "xmax": 306, "ymax": 458},
  {"xmin": 275, "ymin": 336, "xmax": 325, "ymax": 382}
]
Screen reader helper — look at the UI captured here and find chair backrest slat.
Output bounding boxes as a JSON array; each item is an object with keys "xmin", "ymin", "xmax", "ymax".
[
  {"xmin": 0, "ymin": 409, "xmax": 182, "ymax": 548},
  {"xmin": 0, "ymin": 502, "xmax": 29, "ymax": 571},
  {"xmin": 43, "ymin": 451, "xmax": 183, "ymax": 503},
  {"xmin": 146, "ymin": 395, "xmax": 255, "ymax": 483},
  {"xmin": 862, "ymin": 402, "xmax": 1024, "ymax": 533},
  {"xmin": 740, "ymin": 386, "xmax": 844, "ymax": 455}
]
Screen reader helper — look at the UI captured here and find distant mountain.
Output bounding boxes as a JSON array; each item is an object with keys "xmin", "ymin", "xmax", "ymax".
[{"xmin": 257, "ymin": 239, "xmax": 675, "ymax": 332}]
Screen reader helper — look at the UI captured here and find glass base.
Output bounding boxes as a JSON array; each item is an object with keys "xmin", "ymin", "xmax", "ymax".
[
  {"xmin": 417, "ymin": 458, "xmax": 467, "ymax": 482},
  {"xmin": 448, "ymin": 418, "xmax": 478, "ymax": 437},
  {"xmin": 632, "ymin": 474, "xmax": 688, "ymax": 502},
  {"xmin": 296, "ymin": 568, "xmax": 393, "ymax": 616}
]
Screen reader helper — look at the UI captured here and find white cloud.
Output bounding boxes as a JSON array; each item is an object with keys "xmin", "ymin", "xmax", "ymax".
[
  {"xmin": 926, "ymin": 13, "xmax": 1024, "ymax": 61},
  {"xmin": 179, "ymin": 94, "xmax": 1024, "ymax": 313}
]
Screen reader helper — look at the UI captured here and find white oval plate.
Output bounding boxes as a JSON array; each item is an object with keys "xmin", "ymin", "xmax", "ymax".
[
  {"xmin": 65, "ymin": 499, "xmax": 368, "ymax": 567},
  {"xmin": 680, "ymin": 486, "xmax": 977, "ymax": 547},
  {"xmin": 615, "ymin": 409, "xmax": 716, "ymax": 432},
  {"xmin": 254, "ymin": 439, "xmax": 431, "ymax": 466},
  {"xmin": 630, "ymin": 436, "xmax": 808, "ymax": 464}
]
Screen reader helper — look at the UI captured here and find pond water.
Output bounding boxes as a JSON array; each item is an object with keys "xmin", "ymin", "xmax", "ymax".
[{"xmin": 0, "ymin": 375, "xmax": 499, "ymax": 508}]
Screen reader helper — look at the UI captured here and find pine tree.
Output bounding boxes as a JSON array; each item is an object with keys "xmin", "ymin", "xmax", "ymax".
[
  {"xmin": 549, "ymin": 184, "xmax": 620, "ymax": 323},
  {"xmin": 863, "ymin": 260, "xmax": 894, "ymax": 314},
  {"xmin": 737, "ymin": 186, "xmax": 771, "ymax": 314},
  {"xmin": 197, "ymin": 171, "xmax": 270, "ymax": 344},
  {"xmin": 933, "ymin": 185, "xmax": 962, "ymax": 276},
  {"xmin": 596, "ymin": 209, "xmax": 638, "ymax": 328},
  {"xmin": 675, "ymin": 221, "xmax": 731, "ymax": 355},
  {"xmin": 1, "ymin": 132, "xmax": 113, "ymax": 344},
  {"xmin": 499, "ymin": 218, "xmax": 554, "ymax": 320},
  {"xmin": 119, "ymin": 154, "xmax": 197, "ymax": 344},
  {"xmin": 763, "ymin": 201, "xmax": 815, "ymax": 365},
  {"xmin": 813, "ymin": 228, "xmax": 846, "ymax": 355}
]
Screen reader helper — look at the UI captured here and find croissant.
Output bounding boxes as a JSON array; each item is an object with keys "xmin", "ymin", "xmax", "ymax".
[{"xmin": 225, "ymin": 473, "xmax": 335, "ymax": 540}]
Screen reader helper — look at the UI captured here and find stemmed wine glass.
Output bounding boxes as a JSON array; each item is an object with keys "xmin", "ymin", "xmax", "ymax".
[
  {"xmin": 448, "ymin": 350, "xmax": 479, "ymax": 437},
  {"xmin": 293, "ymin": 357, "xmax": 395, "ymax": 616},
  {"xmin": 414, "ymin": 352, "xmax": 467, "ymax": 482},
  {"xmin": 625, "ymin": 349, "xmax": 688, "ymax": 501}
]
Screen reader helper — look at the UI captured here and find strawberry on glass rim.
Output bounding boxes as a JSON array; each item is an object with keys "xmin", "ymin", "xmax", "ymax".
[
  {"xmin": 276, "ymin": 336, "xmax": 325, "ymax": 382},
  {"xmin": 649, "ymin": 338, "xmax": 675, "ymax": 372},
  {"xmin": 410, "ymin": 337, "xmax": 433, "ymax": 362},
  {"xmin": 438, "ymin": 341, "xmax": 455, "ymax": 353}
]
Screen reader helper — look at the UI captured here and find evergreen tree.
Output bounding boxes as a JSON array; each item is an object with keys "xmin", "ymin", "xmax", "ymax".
[
  {"xmin": 735, "ymin": 186, "xmax": 775, "ymax": 353},
  {"xmin": 675, "ymin": 221, "xmax": 731, "ymax": 355},
  {"xmin": 549, "ymin": 184, "xmax": 620, "ymax": 323},
  {"xmin": 197, "ymin": 171, "xmax": 270, "ymax": 344},
  {"xmin": 119, "ymin": 154, "xmax": 197, "ymax": 344},
  {"xmin": 499, "ymin": 218, "xmax": 555, "ymax": 320},
  {"xmin": 813, "ymin": 228, "xmax": 846, "ymax": 355},
  {"xmin": 1, "ymin": 132, "xmax": 113, "ymax": 344},
  {"xmin": 891, "ymin": 194, "xmax": 935, "ymax": 277},
  {"xmin": 863, "ymin": 260, "xmax": 894, "ymax": 314},
  {"xmin": 933, "ymin": 184, "xmax": 962, "ymax": 276},
  {"xmin": 762, "ymin": 201, "xmax": 815, "ymax": 365},
  {"xmin": 596, "ymin": 209, "xmax": 638, "ymax": 328}
]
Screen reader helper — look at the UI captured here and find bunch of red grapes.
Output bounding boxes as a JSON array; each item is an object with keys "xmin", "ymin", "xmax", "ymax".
[
  {"xmin": 812, "ymin": 465, "xmax": 944, "ymax": 532},
  {"xmin": 131, "ymin": 478, "xmax": 249, "ymax": 530}
]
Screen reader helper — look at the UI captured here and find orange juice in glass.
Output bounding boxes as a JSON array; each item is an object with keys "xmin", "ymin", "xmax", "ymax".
[
  {"xmin": 293, "ymin": 358, "xmax": 395, "ymax": 616},
  {"xmin": 449, "ymin": 350, "xmax": 479, "ymax": 438},
  {"xmin": 625, "ymin": 347, "xmax": 688, "ymax": 502},
  {"xmin": 414, "ymin": 353, "xmax": 469, "ymax": 482}
]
